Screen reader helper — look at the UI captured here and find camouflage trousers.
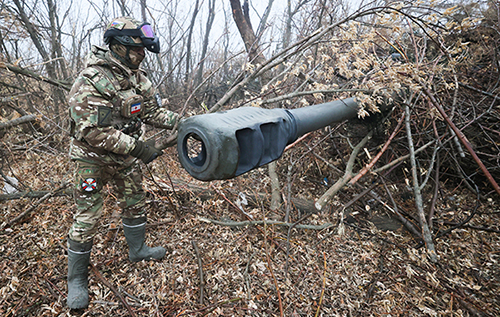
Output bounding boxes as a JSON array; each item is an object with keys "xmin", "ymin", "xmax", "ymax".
[{"xmin": 68, "ymin": 161, "xmax": 147, "ymax": 243}]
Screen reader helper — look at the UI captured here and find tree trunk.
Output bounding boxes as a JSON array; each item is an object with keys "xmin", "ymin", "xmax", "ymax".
[
  {"xmin": 12, "ymin": 0, "xmax": 66, "ymax": 114},
  {"xmin": 256, "ymin": 0, "xmax": 275, "ymax": 40},
  {"xmin": 230, "ymin": 0, "xmax": 280, "ymax": 211},
  {"xmin": 47, "ymin": 0, "xmax": 69, "ymax": 80},
  {"xmin": 229, "ymin": 0, "xmax": 266, "ymax": 66},
  {"xmin": 195, "ymin": 0, "xmax": 216, "ymax": 87},
  {"xmin": 140, "ymin": 0, "xmax": 147, "ymax": 21},
  {"xmin": 185, "ymin": 0, "xmax": 200, "ymax": 86}
]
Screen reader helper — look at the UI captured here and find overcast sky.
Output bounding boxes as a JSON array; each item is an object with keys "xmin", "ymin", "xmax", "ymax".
[{"xmin": 62, "ymin": 0, "xmax": 287, "ymax": 55}]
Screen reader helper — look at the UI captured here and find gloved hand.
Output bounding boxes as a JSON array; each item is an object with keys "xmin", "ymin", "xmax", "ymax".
[{"xmin": 130, "ymin": 139, "xmax": 163, "ymax": 164}]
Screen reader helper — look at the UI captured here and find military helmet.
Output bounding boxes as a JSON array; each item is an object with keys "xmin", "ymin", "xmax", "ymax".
[{"xmin": 103, "ymin": 16, "xmax": 160, "ymax": 53}]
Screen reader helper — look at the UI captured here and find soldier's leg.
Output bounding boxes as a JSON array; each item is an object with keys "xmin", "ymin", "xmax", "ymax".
[
  {"xmin": 69, "ymin": 164, "xmax": 105, "ymax": 241},
  {"xmin": 67, "ymin": 163, "xmax": 106, "ymax": 309},
  {"xmin": 114, "ymin": 163, "xmax": 165, "ymax": 262}
]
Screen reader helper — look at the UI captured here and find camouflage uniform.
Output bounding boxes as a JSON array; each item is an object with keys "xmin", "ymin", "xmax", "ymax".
[{"xmin": 68, "ymin": 45, "xmax": 177, "ymax": 243}]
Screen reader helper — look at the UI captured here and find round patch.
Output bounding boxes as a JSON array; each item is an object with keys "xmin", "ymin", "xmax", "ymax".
[{"xmin": 82, "ymin": 178, "xmax": 97, "ymax": 192}]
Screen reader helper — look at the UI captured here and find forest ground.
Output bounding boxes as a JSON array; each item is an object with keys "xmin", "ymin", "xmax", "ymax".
[{"xmin": 1, "ymin": 127, "xmax": 499, "ymax": 317}]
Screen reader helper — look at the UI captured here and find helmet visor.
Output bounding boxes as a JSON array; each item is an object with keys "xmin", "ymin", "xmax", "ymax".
[{"xmin": 140, "ymin": 23, "xmax": 155, "ymax": 39}]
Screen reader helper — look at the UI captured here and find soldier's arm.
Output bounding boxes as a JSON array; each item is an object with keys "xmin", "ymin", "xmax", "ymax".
[
  {"xmin": 69, "ymin": 76, "xmax": 137, "ymax": 155},
  {"xmin": 138, "ymin": 73, "xmax": 179, "ymax": 129}
]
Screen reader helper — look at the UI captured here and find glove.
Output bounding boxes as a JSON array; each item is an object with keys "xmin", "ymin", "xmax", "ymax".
[{"xmin": 129, "ymin": 139, "xmax": 163, "ymax": 164}]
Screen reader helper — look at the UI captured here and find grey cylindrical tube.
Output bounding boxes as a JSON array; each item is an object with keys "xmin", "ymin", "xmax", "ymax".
[
  {"xmin": 290, "ymin": 98, "xmax": 359, "ymax": 138},
  {"xmin": 177, "ymin": 97, "xmax": 369, "ymax": 181}
]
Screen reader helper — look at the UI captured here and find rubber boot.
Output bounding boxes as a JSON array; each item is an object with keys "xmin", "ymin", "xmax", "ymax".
[
  {"xmin": 122, "ymin": 217, "xmax": 166, "ymax": 262},
  {"xmin": 67, "ymin": 239, "xmax": 92, "ymax": 309}
]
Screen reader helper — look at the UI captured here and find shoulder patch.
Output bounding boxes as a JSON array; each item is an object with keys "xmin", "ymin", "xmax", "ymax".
[{"xmin": 97, "ymin": 106, "xmax": 112, "ymax": 127}]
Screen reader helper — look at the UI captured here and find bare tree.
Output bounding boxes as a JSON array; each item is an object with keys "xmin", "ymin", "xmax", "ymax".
[
  {"xmin": 229, "ymin": 0, "xmax": 281, "ymax": 211},
  {"xmin": 195, "ymin": 0, "xmax": 216, "ymax": 87},
  {"xmin": 12, "ymin": 0, "xmax": 66, "ymax": 114},
  {"xmin": 185, "ymin": 0, "xmax": 200, "ymax": 86},
  {"xmin": 229, "ymin": 0, "xmax": 266, "ymax": 66},
  {"xmin": 47, "ymin": 0, "xmax": 69, "ymax": 80}
]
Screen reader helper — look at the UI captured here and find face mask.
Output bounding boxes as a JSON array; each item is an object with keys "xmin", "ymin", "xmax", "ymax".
[
  {"xmin": 110, "ymin": 43, "xmax": 145, "ymax": 69},
  {"xmin": 127, "ymin": 46, "xmax": 145, "ymax": 67}
]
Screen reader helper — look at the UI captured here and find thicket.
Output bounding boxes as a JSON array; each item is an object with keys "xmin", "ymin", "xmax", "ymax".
[{"xmin": 0, "ymin": 0, "xmax": 499, "ymax": 316}]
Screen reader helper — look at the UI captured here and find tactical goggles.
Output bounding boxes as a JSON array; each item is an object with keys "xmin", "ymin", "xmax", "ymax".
[{"xmin": 104, "ymin": 22, "xmax": 160, "ymax": 53}]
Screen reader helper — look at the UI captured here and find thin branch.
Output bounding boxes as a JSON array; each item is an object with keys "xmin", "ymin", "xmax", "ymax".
[
  {"xmin": 1, "ymin": 63, "xmax": 72, "ymax": 91},
  {"xmin": 90, "ymin": 263, "xmax": 136, "ymax": 317},
  {"xmin": 315, "ymin": 130, "xmax": 373, "ymax": 210},
  {"xmin": 0, "ymin": 115, "xmax": 37, "ymax": 131},
  {"xmin": 314, "ymin": 251, "xmax": 327, "ymax": 317},
  {"xmin": 263, "ymin": 213, "xmax": 283, "ymax": 317},
  {"xmin": 405, "ymin": 104, "xmax": 437, "ymax": 263},
  {"xmin": 428, "ymin": 151, "xmax": 440, "ymax": 231},
  {"xmin": 421, "ymin": 85, "xmax": 500, "ymax": 197},
  {"xmin": 198, "ymin": 217, "xmax": 333, "ymax": 230},
  {"xmin": 191, "ymin": 240, "xmax": 205, "ymax": 305},
  {"xmin": 0, "ymin": 189, "xmax": 72, "ymax": 201},
  {"xmin": 244, "ymin": 251, "xmax": 256, "ymax": 300},
  {"xmin": 4, "ymin": 183, "xmax": 68, "ymax": 227},
  {"xmin": 380, "ymin": 177, "xmax": 422, "ymax": 238},
  {"xmin": 211, "ymin": 6, "xmax": 390, "ymax": 112},
  {"xmin": 371, "ymin": 140, "xmax": 435, "ymax": 174},
  {"xmin": 349, "ymin": 111, "xmax": 405, "ymax": 186},
  {"xmin": 258, "ymin": 88, "xmax": 371, "ymax": 106}
]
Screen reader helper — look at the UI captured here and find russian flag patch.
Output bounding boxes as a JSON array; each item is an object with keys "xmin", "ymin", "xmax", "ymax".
[{"xmin": 131, "ymin": 102, "xmax": 141, "ymax": 114}]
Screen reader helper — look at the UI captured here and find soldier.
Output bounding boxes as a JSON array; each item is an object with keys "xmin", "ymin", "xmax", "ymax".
[{"xmin": 66, "ymin": 17, "xmax": 178, "ymax": 309}]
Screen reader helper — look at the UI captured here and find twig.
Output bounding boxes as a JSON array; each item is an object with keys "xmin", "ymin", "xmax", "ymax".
[
  {"xmin": 458, "ymin": 81, "xmax": 500, "ymax": 101},
  {"xmin": 210, "ymin": 186, "xmax": 287, "ymax": 252},
  {"xmin": 191, "ymin": 240, "xmax": 205, "ymax": 305},
  {"xmin": 421, "ymin": 85, "xmax": 500, "ymax": 196},
  {"xmin": 0, "ymin": 189, "xmax": 72, "ymax": 201},
  {"xmin": 198, "ymin": 217, "xmax": 333, "ymax": 230},
  {"xmin": 405, "ymin": 104, "xmax": 437, "ymax": 263},
  {"xmin": 379, "ymin": 177, "xmax": 422, "ymax": 238},
  {"xmin": 419, "ymin": 140, "xmax": 440, "ymax": 191},
  {"xmin": 284, "ymin": 132, "xmax": 312, "ymax": 152},
  {"xmin": 244, "ymin": 251, "xmax": 256, "ymax": 300},
  {"xmin": 371, "ymin": 140, "xmax": 435, "ymax": 174},
  {"xmin": 344, "ymin": 222, "xmax": 406, "ymax": 252},
  {"xmin": 145, "ymin": 164, "xmax": 179, "ymax": 217},
  {"xmin": 0, "ymin": 93, "xmax": 30, "ymax": 103},
  {"xmin": 315, "ymin": 130, "xmax": 373, "ymax": 210},
  {"xmin": 5, "ymin": 183, "xmax": 68, "ymax": 227},
  {"xmin": 434, "ymin": 181, "xmax": 481, "ymax": 240},
  {"xmin": 428, "ymin": 151, "xmax": 440, "ymax": 231},
  {"xmin": 0, "ymin": 114, "xmax": 37, "ymax": 130},
  {"xmin": 176, "ymin": 297, "xmax": 243, "ymax": 316},
  {"xmin": 1, "ymin": 63, "xmax": 72, "ymax": 90},
  {"xmin": 285, "ymin": 210, "xmax": 318, "ymax": 278},
  {"xmin": 259, "ymin": 88, "xmax": 371, "ymax": 106},
  {"xmin": 210, "ymin": 6, "xmax": 390, "ymax": 113},
  {"xmin": 268, "ymin": 161, "xmax": 281, "ymax": 212},
  {"xmin": 90, "ymin": 263, "xmax": 136, "ymax": 317},
  {"xmin": 349, "ymin": 111, "xmax": 405, "ymax": 186},
  {"xmin": 263, "ymin": 215, "xmax": 283, "ymax": 317}
]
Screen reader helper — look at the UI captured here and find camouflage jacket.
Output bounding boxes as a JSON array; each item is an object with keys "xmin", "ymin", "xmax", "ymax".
[{"xmin": 68, "ymin": 45, "xmax": 178, "ymax": 166}]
